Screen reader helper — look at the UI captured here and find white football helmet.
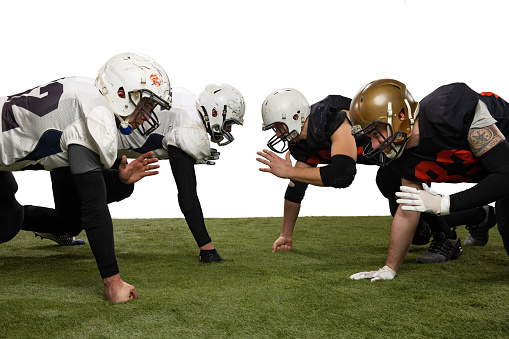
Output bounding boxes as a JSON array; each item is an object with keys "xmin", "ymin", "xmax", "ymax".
[
  {"xmin": 197, "ymin": 83, "xmax": 245, "ymax": 146},
  {"xmin": 261, "ymin": 88, "xmax": 310, "ymax": 153},
  {"xmin": 95, "ymin": 52, "xmax": 172, "ymax": 136}
]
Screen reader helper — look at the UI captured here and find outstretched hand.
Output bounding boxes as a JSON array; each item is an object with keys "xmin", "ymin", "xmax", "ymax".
[
  {"xmin": 256, "ymin": 149, "xmax": 293, "ymax": 179},
  {"xmin": 118, "ymin": 151, "xmax": 160, "ymax": 184}
]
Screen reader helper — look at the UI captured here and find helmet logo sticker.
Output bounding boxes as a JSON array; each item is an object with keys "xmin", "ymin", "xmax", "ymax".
[{"xmin": 150, "ymin": 74, "xmax": 161, "ymax": 86}]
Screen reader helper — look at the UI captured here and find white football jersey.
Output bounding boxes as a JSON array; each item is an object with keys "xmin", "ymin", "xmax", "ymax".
[
  {"xmin": 117, "ymin": 87, "xmax": 211, "ymax": 161},
  {"xmin": 0, "ymin": 76, "xmax": 118, "ymax": 171}
]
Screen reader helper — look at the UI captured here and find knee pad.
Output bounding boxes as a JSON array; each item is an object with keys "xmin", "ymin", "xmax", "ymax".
[
  {"xmin": 376, "ymin": 167, "xmax": 401, "ymax": 200},
  {"xmin": 284, "ymin": 180, "xmax": 309, "ymax": 204},
  {"xmin": 0, "ymin": 172, "xmax": 18, "ymax": 199}
]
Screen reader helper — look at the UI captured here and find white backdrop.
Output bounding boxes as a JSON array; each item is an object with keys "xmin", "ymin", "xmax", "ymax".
[{"xmin": 1, "ymin": 0, "xmax": 506, "ymax": 218}]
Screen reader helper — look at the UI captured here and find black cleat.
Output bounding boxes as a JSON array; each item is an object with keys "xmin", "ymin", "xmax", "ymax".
[
  {"xmin": 199, "ymin": 249, "xmax": 224, "ymax": 263},
  {"xmin": 34, "ymin": 232, "xmax": 86, "ymax": 246},
  {"xmin": 464, "ymin": 206, "xmax": 496, "ymax": 246},
  {"xmin": 416, "ymin": 232, "xmax": 463, "ymax": 264}
]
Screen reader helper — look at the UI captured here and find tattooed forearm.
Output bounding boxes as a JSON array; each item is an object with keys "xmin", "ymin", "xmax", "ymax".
[{"xmin": 468, "ymin": 125, "xmax": 506, "ymax": 157}]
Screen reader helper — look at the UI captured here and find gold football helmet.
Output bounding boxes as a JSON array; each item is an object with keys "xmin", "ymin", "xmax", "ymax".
[{"xmin": 350, "ymin": 79, "xmax": 419, "ymax": 165}]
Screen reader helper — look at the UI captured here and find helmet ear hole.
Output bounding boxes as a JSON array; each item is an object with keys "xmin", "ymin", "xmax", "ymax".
[
  {"xmin": 293, "ymin": 113, "xmax": 299, "ymax": 121},
  {"xmin": 117, "ymin": 87, "xmax": 125, "ymax": 99},
  {"xmin": 398, "ymin": 109, "xmax": 405, "ymax": 121}
]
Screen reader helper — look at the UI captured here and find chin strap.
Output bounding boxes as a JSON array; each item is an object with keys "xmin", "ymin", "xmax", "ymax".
[
  {"xmin": 405, "ymin": 99, "xmax": 420, "ymax": 133},
  {"xmin": 114, "ymin": 112, "xmax": 133, "ymax": 135},
  {"xmin": 118, "ymin": 122, "xmax": 132, "ymax": 135},
  {"xmin": 97, "ymin": 73, "xmax": 134, "ymax": 135}
]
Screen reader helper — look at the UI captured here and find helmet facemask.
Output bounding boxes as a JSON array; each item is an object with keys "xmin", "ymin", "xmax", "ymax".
[
  {"xmin": 128, "ymin": 89, "xmax": 171, "ymax": 136},
  {"xmin": 206, "ymin": 106, "xmax": 240, "ymax": 146},
  {"xmin": 354, "ymin": 120, "xmax": 407, "ymax": 166},
  {"xmin": 262, "ymin": 121, "xmax": 298, "ymax": 153}
]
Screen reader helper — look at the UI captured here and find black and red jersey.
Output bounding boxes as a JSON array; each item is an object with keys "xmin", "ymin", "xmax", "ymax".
[
  {"xmin": 387, "ymin": 82, "xmax": 509, "ymax": 183},
  {"xmin": 289, "ymin": 95, "xmax": 354, "ymax": 164}
]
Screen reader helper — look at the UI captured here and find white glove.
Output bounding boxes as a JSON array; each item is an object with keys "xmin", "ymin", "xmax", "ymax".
[
  {"xmin": 395, "ymin": 184, "xmax": 450, "ymax": 216},
  {"xmin": 196, "ymin": 148, "xmax": 220, "ymax": 165},
  {"xmin": 350, "ymin": 265, "xmax": 397, "ymax": 281}
]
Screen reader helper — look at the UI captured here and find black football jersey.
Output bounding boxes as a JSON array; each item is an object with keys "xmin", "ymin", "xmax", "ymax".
[
  {"xmin": 387, "ymin": 83, "xmax": 509, "ymax": 183},
  {"xmin": 289, "ymin": 95, "xmax": 353, "ymax": 164}
]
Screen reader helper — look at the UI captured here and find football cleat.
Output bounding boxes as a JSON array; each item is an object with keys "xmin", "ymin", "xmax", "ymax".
[
  {"xmin": 34, "ymin": 232, "xmax": 86, "ymax": 246},
  {"xmin": 416, "ymin": 232, "xmax": 463, "ymax": 264},
  {"xmin": 464, "ymin": 206, "xmax": 496, "ymax": 246},
  {"xmin": 199, "ymin": 249, "xmax": 224, "ymax": 263}
]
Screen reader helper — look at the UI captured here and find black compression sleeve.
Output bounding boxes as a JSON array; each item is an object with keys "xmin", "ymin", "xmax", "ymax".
[
  {"xmin": 284, "ymin": 180, "xmax": 309, "ymax": 204},
  {"xmin": 102, "ymin": 169, "xmax": 134, "ymax": 204},
  {"xmin": 72, "ymin": 171, "xmax": 119, "ymax": 278},
  {"xmin": 167, "ymin": 146, "xmax": 212, "ymax": 247},
  {"xmin": 450, "ymin": 141, "xmax": 509, "ymax": 211}
]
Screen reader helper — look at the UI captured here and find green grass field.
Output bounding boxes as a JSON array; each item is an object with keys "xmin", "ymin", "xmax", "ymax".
[{"xmin": 1, "ymin": 216, "xmax": 508, "ymax": 338}]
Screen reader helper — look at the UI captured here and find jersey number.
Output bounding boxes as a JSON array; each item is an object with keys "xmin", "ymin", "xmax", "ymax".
[
  {"xmin": 2, "ymin": 81, "xmax": 64, "ymax": 132},
  {"xmin": 414, "ymin": 149, "xmax": 482, "ymax": 182}
]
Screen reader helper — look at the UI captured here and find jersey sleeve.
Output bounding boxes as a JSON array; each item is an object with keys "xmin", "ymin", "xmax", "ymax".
[
  {"xmin": 160, "ymin": 99, "xmax": 211, "ymax": 161},
  {"xmin": 61, "ymin": 106, "xmax": 118, "ymax": 169},
  {"xmin": 163, "ymin": 126, "xmax": 211, "ymax": 161}
]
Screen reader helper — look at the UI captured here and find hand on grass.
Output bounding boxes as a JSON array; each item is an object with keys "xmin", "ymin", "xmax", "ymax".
[
  {"xmin": 272, "ymin": 235, "xmax": 293, "ymax": 252},
  {"xmin": 349, "ymin": 266, "xmax": 397, "ymax": 281},
  {"xmin": 103, "ymin": 274, "xmax": 139, "ymax": 303}
]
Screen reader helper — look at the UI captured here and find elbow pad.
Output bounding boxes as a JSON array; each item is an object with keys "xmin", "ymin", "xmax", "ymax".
[
  {"xmin": 284, "ymin": 180, "xmax": 309, "ymax": 204},
  {"xmin": 319, "ymin": 154, "xmax": 356, "ymax": 188}
]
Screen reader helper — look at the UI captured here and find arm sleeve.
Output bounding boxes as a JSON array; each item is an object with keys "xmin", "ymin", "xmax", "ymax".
[
  {"xmin": 450, "ymin": 140, "xmax": 509, "ymax": 211},
  {"xmin": 167, "ymin": 145, "xmax": 212, "ymax": 247},
  {"xmin": 68, "ymin": 145, "xmax": 118, "ymax": 278},
  {"xmin": 284, "ymin": 180, "xmax": 309, "ymax": 204}
]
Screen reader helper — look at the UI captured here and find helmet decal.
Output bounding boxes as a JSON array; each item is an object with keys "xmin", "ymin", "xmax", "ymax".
[{"xmin": 150, "ymin": 74, "xmax": 161, "ymax": 86}]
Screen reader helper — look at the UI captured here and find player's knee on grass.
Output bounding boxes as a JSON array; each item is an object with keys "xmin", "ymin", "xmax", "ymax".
[
  {"xmin": 0, "ymin": 172, "xmax": 24, "ymax": 243},
  {"xmin": 0, "ymin": 205, "xmax": 24, "ymax": 243}
]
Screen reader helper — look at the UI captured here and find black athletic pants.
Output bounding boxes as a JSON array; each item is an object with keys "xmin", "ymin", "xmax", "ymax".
[{"xmin": 0, "ymin": 168, "xmax": 133, "ymax": 243}]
